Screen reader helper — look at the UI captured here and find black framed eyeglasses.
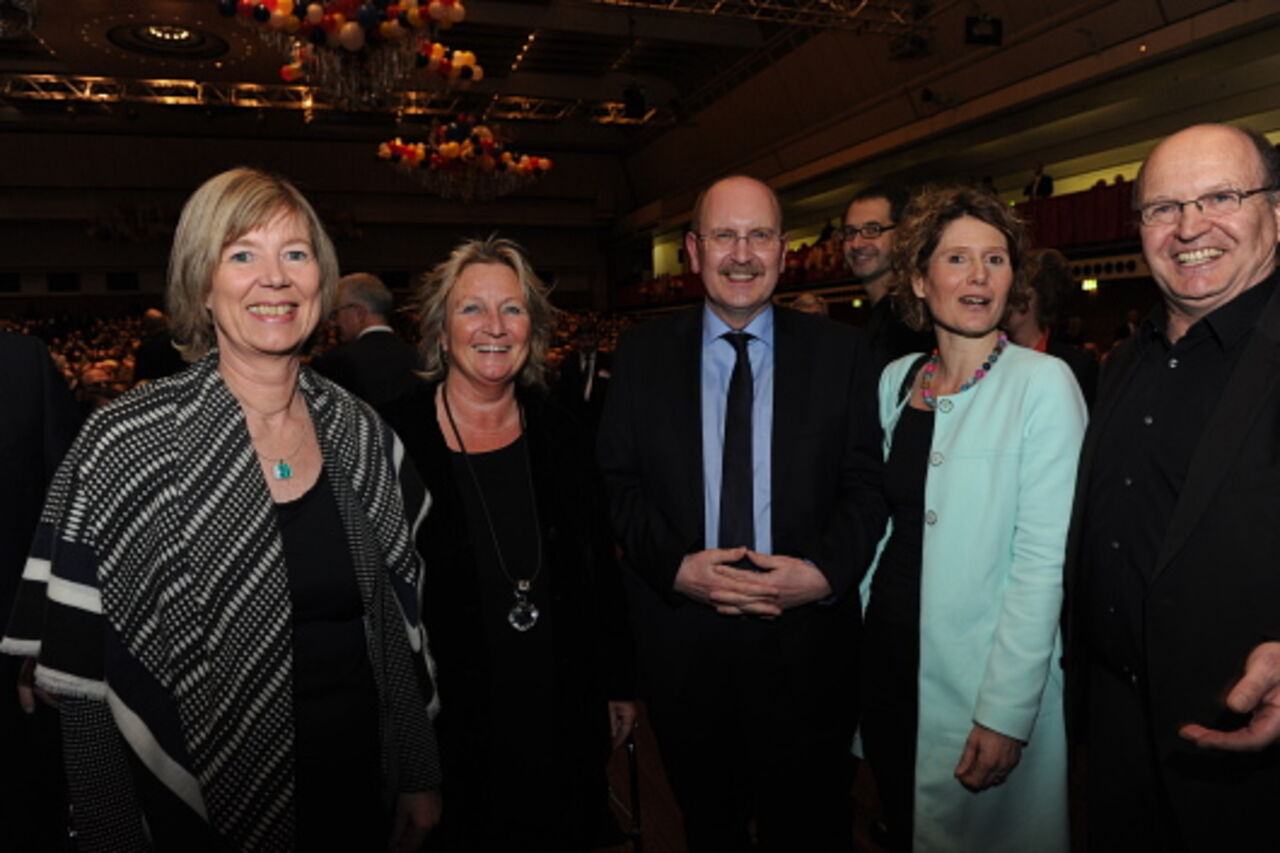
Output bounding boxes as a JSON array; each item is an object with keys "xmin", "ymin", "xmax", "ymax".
[
  {"xmin": 1136, "ymin": 186, "xmax": 1275, "ymax": 226},
  {"xmin": 330, "ymin": 303, "xmax": 359, "ymax": 319},
  {"xmin": 838, "ymin": 222, "xmax": 895, "ymax": 241}
]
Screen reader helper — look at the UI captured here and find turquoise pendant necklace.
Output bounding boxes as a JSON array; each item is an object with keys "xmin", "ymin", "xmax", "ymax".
[{"xmin": 242, "ymin": 383, "xmax": 305, "ymax": 480}]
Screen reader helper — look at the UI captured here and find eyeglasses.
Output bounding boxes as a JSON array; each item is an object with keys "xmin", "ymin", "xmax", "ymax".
[
  {"xmin": 330, "ymin": 303, "xmax": 359, "ymax": 319},
  {"xmin": 1137, "ymin": 186, "xmax": 1275, "ymax": 226},
  {"xmin": 838, "ymin": 222, "xmax": 895, "ymax": 241},
  {"xmin": 696, "ymin": 228, "xmax": 782, "ymax": 251}
]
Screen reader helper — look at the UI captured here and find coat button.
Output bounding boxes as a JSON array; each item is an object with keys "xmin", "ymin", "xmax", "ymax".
[
  {"xmin": 925, "ymin": 510, "xmax": 938, "ymax": 525},
  {"xmin": 929, "ymin": 451, "xmax": 944, "ymax": 466},
  {"xmin": 938, "ymin": 399, "xmax": 954, "ymax": 413}
]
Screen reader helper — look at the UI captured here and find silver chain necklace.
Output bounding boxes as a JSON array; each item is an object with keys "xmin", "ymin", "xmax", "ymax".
[{"xmin": 441, "ymin": 387, "xmax": 545, "ymax": 632}]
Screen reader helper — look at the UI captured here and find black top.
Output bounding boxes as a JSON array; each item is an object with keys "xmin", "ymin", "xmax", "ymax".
[
  {"xmin": 277, "ymin": 469, "xmax": 383, "ymax": 847},
  {"xmin": 1083, "ymin": 276, "xmax": 1277, "ymax": 676},
  {"xmin": 867, "ymin": 297, "xmax": 934, "ymax": 369},
  {"xmin": 869, "ymin": 405, "xmax": 935, "ymax": 628},
  {"xmin": 450, "ymin": 437, "xmax": 558, "ymax": 833}
]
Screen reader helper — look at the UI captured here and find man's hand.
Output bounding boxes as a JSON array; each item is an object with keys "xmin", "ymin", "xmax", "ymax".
[
  {"xmin": 607, "ymin": 700, "xmax": 638, "ymax": 750},
  {"xmin": 1180, "ymin": 641, "xmax": 1280, "ymax": 751},
  {"xmin": 674, "ymin": 547, "xmax": 780, "ymax": 616},
  {"xmin": 954, "ymin": 723, "xmax": 1024, "ymax": 792},
  {"xmin": 387, "ymin": 790, "xmax": 441, "ymax": 852},
  {"xmin": 723, "ymin": 551, "xmax": 833, "ymax": 610}
]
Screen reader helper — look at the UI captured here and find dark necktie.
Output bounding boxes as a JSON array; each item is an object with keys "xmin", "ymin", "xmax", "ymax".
[{"xmin": 718, "ymin": 332, "xmax": 754, "ymax": 554}]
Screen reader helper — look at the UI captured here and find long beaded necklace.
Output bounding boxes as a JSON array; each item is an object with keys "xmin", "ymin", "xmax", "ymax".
[
  {"xmin": 921, "ymin": 333, "xmax": 1009, "ymax": 409},
  {"xmin": 441, "ymin": 387, "xmax": 545, "ymax": 632}
]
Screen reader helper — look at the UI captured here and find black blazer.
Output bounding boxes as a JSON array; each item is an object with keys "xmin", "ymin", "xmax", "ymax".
[
  {"xmin": 1064, "ymin": 271, "xmax": 1280, "ymax": 844},
  {"xmin": 597, "ymin": 306, "xmax": 886, "ymax": 720},
  {"xmin": 0, "ymin": 333, "xmax": 80, "ymax": 618},
  {"xmin": 377, "ymin": 381, "xmax": 634, "ymax": 802},
  {"xmin": 312, "ymin": 330, "xmax": 422, "ymax": 407}
]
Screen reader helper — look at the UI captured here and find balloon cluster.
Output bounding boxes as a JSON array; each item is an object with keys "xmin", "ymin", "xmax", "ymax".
[
  {"xmin": 378, "ymin": 120, "xmax": 554, "ymax": 176},
  {"xmin": 215, "ymin": 0, "xmax": 481, "ymax": 83},
  {"xmin": 414, "ymin": 42, "xmax": 483, "ymax": 82}
]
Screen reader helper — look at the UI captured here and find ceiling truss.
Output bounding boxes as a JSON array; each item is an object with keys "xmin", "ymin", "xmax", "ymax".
[
  {"xmin": 589, "ymin": 0, "xmax": 923, "ymax": 33},
  {"xmin": 0, "ymin": 73, "xmax": 659, "ymax": 125}
]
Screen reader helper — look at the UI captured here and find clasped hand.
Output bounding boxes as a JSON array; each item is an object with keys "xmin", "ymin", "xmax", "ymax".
[{"xmin": 673, "ymin": 547, "xmax": 832, "ymax": 617}]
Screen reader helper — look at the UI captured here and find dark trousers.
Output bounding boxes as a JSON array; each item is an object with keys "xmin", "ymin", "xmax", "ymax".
[
  {"xmin": 649, "ymin": 703, "xmax": 854, "ymax": 852},
  {"xmin": 0, "ymin": 656, "xmax": 69, "ymax": 851},
  {"xmin": 644, "ymin": 619, "xmax": 856, "ymax": 853},
  {"xmin": 1085, "ymin": 662, "xmax": 1186, "ymax": 853}
]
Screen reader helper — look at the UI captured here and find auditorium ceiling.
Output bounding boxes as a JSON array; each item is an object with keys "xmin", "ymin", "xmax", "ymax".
[{"xmin": 3, "ymin": 1, "xmax": 1279, "ymax": 236}]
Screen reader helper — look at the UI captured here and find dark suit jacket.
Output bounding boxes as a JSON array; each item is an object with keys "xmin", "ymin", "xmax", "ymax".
[
  {"xmin": 1, "ymin": 333, "xmax": 80, "ymax": 617},
  {"xmin": 0, "ymin": 333, "xmax": 79, "ymax": 849},
  {"xmin": 597, "ymin": 306, "xmax": 886, "ymax": 730},
  {"xmin": 1046, "ymin": 334, "xmax": 1099, "ymax": 409},
  {"xmin": 553, "ymin": 349, "xmax": 611, "ymax": 430},
  {"xmin": 311, "ymin": 329, "xmax": 422, "ymax": 406},
  {"xmin": 377, "ymin": 380, "xmax": 634, "ymax": 839},
  {"xmin": 1064, "ymin": 270, "xmax": 1280, "ymax": 845}
]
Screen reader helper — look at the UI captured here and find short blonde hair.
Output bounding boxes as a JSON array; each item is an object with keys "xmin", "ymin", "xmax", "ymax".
[
  {"xmin": 889, "ymin": 185, "xmax": 1030, "ymax": 333},
  {"xmin": 416, "ymin": 235, "xmax": 557, "ymax": 387},
  {"xmin": 167, "ymin": 167, "xmax": 339, "ymax": 361}
]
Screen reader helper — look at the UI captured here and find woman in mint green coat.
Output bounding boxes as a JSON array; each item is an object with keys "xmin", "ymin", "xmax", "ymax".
[{"xmin": 858, "ymin": 186, "xmax": 1085, "ymax": 852}]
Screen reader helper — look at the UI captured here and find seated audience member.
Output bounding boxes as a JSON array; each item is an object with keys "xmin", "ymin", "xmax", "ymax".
[
  {"xmin": 311, "ymin": 272, "xmax": 423, "ymax": 406},
  {"xmin": 860, "ymin": 185, "xmax": 1084, "ymax": 852},
  {"xmin": 133, "ymin": 307, "xmax": 186, "ymax": 383},
  {"xmin": 1004, "ymin": 248, "xmax": 1098, "ymax": 407},
  {"xmin": 1, "ymin": 167, "xmax": 441, "ymax": 851}
]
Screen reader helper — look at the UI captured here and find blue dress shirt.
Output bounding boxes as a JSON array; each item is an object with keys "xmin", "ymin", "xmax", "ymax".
[{"xmin": 701, "ymin": 304, "xmax": 774, "ymax": 554}]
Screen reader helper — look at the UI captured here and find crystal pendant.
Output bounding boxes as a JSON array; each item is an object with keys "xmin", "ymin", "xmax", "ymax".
[
  {"xmin": 508, "ymin": 582, "xmax": 538, "ymax": 632},
  {"xmin": 273, "ymin": 460, "xmax": 292, "ymax": 480}
]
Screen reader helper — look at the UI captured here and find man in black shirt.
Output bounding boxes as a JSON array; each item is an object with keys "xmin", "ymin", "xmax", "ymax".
[
  {"xmin": 840, "ymin": 185, "xmax": 933, "ymax": 367},
  {"xmin": 1066, "ymin": 123, "xmax": 1280, "ymax": 851}
]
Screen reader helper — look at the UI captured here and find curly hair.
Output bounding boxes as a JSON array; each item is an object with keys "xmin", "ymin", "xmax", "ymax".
[
  {"xmin": 889, "ymin": 185, "xmax": 1031, "ymax": 333},
  {"xmin": 415, "ymin": 234, "xmax": 558, "ymax": 388},
  {"xmin": 167, "ymin": 167, "xmax": 339, "ymax": 361}
]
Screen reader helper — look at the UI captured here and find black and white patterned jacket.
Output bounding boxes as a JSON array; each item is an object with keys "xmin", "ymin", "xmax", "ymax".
[{"xmin": 2, "ymin": 353, "xmax": 440, "ymax": 851}]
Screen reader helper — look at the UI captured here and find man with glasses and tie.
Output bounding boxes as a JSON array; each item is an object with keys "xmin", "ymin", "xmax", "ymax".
[
  {"xmin": 1064, "ymin": 124, "xmax": 1280, "ymax": 850},
  {"xmin": 840, "ymin": 185, "xmax": 932, "ymax": 366},
  {"xmin": 598, "ymin": 175, "xmax": 887, "ymax": 851}
]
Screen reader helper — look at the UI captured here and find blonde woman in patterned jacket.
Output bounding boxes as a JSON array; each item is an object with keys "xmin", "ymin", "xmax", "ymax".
[{"xmin": 2, "ymin": 168, "xmax": 441, "ymax": 852}]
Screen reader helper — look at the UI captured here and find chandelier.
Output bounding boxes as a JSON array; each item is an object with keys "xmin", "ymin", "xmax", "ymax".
[
  {"xmin": 379, "ymin": 119, "xmax": 553, "ymax": 203},
  {"xmin": 217, "ymin": 0, "xmax": 482, "ymax": 111}
]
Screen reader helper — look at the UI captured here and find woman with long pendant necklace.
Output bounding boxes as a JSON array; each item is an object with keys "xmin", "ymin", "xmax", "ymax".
[{"xmin": 377, "ymin": 235, "xmax": 637, "ymax": 852}]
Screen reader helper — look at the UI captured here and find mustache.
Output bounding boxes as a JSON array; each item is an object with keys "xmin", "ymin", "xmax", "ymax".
[{"xmin": 718, "ymin": 260, "xmax": 765, "ymax": 276}]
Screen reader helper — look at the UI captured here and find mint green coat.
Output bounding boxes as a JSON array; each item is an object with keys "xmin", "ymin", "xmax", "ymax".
[{"xmin": 861, "ymin": 344, "xmax": 1085, "ymax": 853}]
